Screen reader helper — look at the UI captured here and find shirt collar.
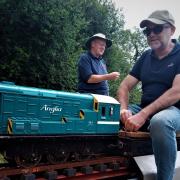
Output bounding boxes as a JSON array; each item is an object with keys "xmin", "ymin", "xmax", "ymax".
[{"xmin": 88, "ymin": 51, "xmax": 103, "ymax": 60}]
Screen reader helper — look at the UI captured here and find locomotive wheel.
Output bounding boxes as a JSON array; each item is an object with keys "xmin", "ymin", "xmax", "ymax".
[
  {"xmin": 81, "ymin": 146, "xmax": 96, "ymax": 160},
  {"xmin": 70, "ymin": 152, "xmax": 82, "ymax": 161},
  {"xmin": 47, "ymin": 147, "xmax": 69, "ymax": 164},
  {"xmin": 15, "ymin": 146, "xmax": 42, "ymax": 167}
]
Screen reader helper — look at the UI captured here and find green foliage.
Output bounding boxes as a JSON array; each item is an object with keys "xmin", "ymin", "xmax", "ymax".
[
  {"xmin": 120, "ymin": 28, "xmax": 148, "ymax": 63},
  {"xmin": 81, "ymin": 0, "xmax": 124, "ymax": 40},
  {"xmin": 0, "ymin": 0, "xmax": 87, "ymax": 90},
  {"xmin": 115, "ymin": 28, "xmax": 148, "ymax": 103},
  {"xmin": 0, "ymin": 0, "xmax": 145, "ymax": 103},
  {"xmin": 106, "ymin": 27, "xmax": 148, "ymax": 102},
  {"xmin": 178, "ymin": 35, "xmax": 180, "ymax": 42},
  {"xmin": 105, "ymin": 45, "xmax": 130, "ymax": 97}
]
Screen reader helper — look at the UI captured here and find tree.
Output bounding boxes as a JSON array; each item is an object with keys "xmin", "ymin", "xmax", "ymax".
[
  {"xmin": 0, "ymin": 0, "xmax": 87, "ymax": 90},
  {"xmin": 0, "ymin": 0, "xmax": 145, "ymax": 102}
]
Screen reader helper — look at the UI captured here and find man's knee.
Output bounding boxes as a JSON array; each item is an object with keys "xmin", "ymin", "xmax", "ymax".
[
  {"xmin": 150, "ymin": 107, "xmax": 180, "ymax": 131},
  {"xmin": 150, "ymin": 113, "xmax": 167, "ymax": 129},
  {"xmin": 149, "ymin": 111, "xmax": 173, "ymax": 139}
]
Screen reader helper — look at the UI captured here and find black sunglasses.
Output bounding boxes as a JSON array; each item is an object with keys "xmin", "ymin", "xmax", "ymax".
[{"xmin": 143, "ymin": 25, "xmax": 170, "ymax": 36}]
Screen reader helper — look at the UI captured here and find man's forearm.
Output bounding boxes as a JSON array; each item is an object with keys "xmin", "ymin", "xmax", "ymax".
[
  {"xmin": 87, "ymin": 74, "xmax": 109, "ymax": 83},
  {"xmin": 117, "ymin": 75, "xmax": 139, "ymax": 110},
  {"xmin": 117, "ymin": 84, "xmax": 129, "ymax": 110},
  {"xmin": 142, "ymin": 87, "xmax": 180, "ymax": 117},
  {"xmin": 87, "ymin": 72, "xmax": 120, "ymax": 83}
]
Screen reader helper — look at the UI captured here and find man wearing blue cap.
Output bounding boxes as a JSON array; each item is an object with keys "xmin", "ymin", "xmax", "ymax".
[
  {"xmin": 77, "ymin": 33, "xmax": 120, "ymax": 95},
  {"xmin": 117, "ymin": 10, "xmax": 180, "ymax": 180}
]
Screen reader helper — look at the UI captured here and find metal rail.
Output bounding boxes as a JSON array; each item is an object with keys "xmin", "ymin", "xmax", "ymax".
[{"xmin": 0, "ymin": 156, "xmax": 137, "ymax": 179}]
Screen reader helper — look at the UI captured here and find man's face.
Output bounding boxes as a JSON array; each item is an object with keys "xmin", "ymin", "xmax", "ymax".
[
  {"xmin": 91, "ymin": 39, "xmax": 106, "ymax": 57},
  {"xmin": 143, "ymin": 22, "xmax": 175, "ymax": 51}
]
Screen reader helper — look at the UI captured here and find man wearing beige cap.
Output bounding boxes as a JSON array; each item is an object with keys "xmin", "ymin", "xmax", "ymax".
[
  {"xmin": 117, "ymin": 10, "xmax": 180, "ymax": 180},
  {"xmin": 77, "ymin": 33, "xmax": 120, "ymax": 95}
]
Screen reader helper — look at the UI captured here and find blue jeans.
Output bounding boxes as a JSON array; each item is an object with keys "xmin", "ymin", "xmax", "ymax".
[
  {"xmin": 149, "ymin": 106, "xmax": 180, "ymax": 180},
  {"xmin": 128, "ymin": 105, "xmax": 180, "ymax": 180}
]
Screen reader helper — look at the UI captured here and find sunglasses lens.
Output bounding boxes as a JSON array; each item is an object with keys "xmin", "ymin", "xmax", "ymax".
[
  {"xmin": 143, "ymin": 25, "xmax": 164, "ymax": 36},
  {"xmin": 153, "ymin": 25, "xmax": 163, "ymax": 34}
]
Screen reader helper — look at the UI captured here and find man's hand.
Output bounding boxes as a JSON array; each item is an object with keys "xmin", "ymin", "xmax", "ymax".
[
  {"xmin": 120, "ymin": 109, "xmax": 132, "ymax": 125},
  {"xmin": 87, "ymin": 72, "xmax": 120, "ymax": 83},
  {"xmin": 108, "ymin": 72, "xmax": 120, "ymax": 80},
  {"xmin": 124, "ymin": 111, "xmax": 147, "ymax": 132}
]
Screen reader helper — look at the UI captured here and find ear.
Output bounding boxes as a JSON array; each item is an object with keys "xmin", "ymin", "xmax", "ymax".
[
  {"xmin": 91, "ymin": 40, "xmax": 96, "ymax": 48},
  {"xmin": 170, "ymin": 26, "xmax": 176, "ymax": 36}
]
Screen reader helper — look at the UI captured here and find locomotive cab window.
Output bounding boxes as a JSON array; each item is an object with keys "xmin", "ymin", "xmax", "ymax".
[
  {"xmin": 101, "ymin": 107, "xmax": 106, "ymax": 117},
  {"xmin": 109, "ymin": 107, "xmax": 114, "ymax": 116}
]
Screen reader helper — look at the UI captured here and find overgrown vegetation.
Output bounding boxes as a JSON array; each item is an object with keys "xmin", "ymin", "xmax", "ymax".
[{"xmin": 0, "ymin": 0, "xmax": 150, "ymax": 103}]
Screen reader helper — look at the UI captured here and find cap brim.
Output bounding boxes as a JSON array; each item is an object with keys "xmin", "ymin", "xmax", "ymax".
[
  {"xmin": 140, "ymin": 18, "xmax": 166, "ymax": 28},
  {"xmin": 85, "ymin": 37, "xmax": 112, "ymax": 49}
]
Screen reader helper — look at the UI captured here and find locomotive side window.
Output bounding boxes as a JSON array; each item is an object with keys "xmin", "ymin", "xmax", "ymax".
[
  {"xmin": 101, "ymin": 107, "xmax": 106, "ymax": 117},
  {"xmin": 94, "ymin": 102, "xmax": 98, "ymax": 110},
  {"xmin": 109, "ymin": 107, "xmax": 114, "ymax": 116}
]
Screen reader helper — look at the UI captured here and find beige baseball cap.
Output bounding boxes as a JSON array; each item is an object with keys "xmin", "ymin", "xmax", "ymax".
[{"xmin": 140, "ymin": 10, "xmax": 175, "ymax": 28}]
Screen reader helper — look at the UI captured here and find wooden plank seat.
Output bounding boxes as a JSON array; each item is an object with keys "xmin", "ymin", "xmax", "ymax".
[
  {"xmin": 119, "ymin": 130, "xmax": 150, "ymax": 139},
  {"xmin": 119, "ymin": 130, "xmax": 180, "ymax": 139},
  {"xmin": 118, "ymin": 130, "xmax": 180, "ymax": 157}
]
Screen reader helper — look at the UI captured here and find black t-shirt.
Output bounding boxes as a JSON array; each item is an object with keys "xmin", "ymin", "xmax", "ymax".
[
  {"xmin": 77, "ymin": 52, "xmax": 109, "ymax": 95},
  {"xmin": 130, "ymin": 39, "xmax": 180, "ymax": 108}
]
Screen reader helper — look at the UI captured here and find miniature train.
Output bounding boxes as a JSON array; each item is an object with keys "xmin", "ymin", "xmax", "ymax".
[
  {"xmin": 0, "ymin": 81, "xmax": 179, "ymax": 170},
  {"xmin": 0, "ymin": 81, "xmax": 120, "ymax": 167}
]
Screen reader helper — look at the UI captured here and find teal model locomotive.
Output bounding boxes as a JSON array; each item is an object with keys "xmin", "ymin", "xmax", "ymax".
[
  {"xmin": 0, "ymin": 81, "xmax": 120, "ymax": 166},
  {"xmin": 0, "ymin": 81, "xmax": 120, "ymax": 135}
]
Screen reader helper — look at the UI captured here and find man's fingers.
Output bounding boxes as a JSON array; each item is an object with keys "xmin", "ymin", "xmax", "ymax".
[
  {"xmin": 124, "ymin": 117, "xmax": 140, "ymax": 132},
  {"xmin": 128, "ymin": 110, "xmax": 132, "ymax": 116}
]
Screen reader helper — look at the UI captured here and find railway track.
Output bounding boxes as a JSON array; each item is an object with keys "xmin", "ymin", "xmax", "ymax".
[{"xmin": 0, "ymin": 156, "xmax": 139, "ymax": 180}]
